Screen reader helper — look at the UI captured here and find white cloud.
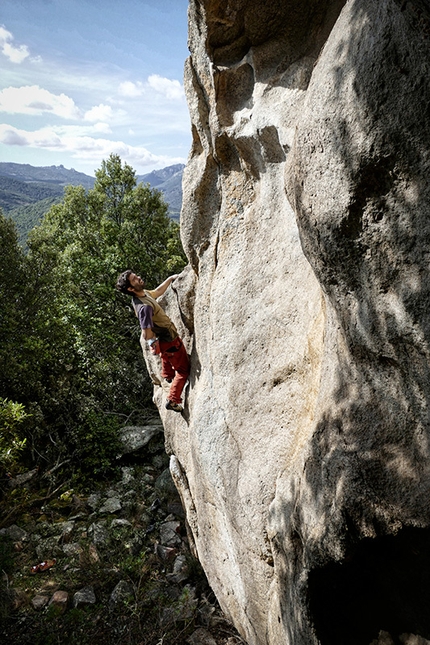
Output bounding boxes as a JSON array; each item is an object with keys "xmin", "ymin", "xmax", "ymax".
[
  {"xmin": 0, "ymin": 87, "xmax": 122, "ymax": 128},
  {"xmin": 84, "ymin": 103, "xmax": 113, "ymax": 123},
  {"xmin": 147, "ymin": 74, "xmax": 184, "ymax": 101},
  {"xmin": 118, "ymin": 75, "xmax": 185, "ymax": 102},
  {"xmin": 0, "ymin": 85, "xmax": 81, "ymax": 119},
  {"xmin": 1, "ymin": 127, "xmax": 27, "ymax": 146},
  {"xmin": 0, "ymin": 123, "xmax": 186, "ymax": 169},
  {"xmin": 93, "ymin": 122, "xmax": 112, "ymax": 134},
  {"xmin": 0, "ymin": 26, "xmax": 30, "ymax": 64},
  {"xmin": 44, "ymin": 123, "xmax": 112, "ymax": 137},
  {"xmin": 118, "ymin": 81, "xmax": 144, "ymax": 98}
]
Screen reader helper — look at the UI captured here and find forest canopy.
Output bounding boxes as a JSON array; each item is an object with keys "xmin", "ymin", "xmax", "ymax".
[{"xmin": 0, "ymin": 154, "xmax": 186, "ymax": 483}]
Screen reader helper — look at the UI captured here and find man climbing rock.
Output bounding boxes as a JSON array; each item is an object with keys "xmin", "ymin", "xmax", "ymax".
[{"xmin": 116, "ymin": 270, "xmax": 189, "ymax": 413}]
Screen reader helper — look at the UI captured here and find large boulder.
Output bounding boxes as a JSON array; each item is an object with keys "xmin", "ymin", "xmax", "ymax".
[{"xmin": 145, "ymin": 1, "xmax": 430, "ymax": 643}]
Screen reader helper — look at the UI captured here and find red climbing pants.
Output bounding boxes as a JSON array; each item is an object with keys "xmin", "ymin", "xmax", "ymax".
[{"xmin": 159, "ymin": 336, "xmax": 189, "ymax": 404}]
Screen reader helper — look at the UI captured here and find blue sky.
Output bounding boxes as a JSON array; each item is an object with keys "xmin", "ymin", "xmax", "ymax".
[{"xmin": 0, "ymin": 0, "xmax": 191, "ymax": 176}]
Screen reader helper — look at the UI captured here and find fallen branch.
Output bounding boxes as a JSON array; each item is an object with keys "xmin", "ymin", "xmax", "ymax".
[{"xmin": 42, "ymin": 459, "xmax": 71, "ymax": 479}]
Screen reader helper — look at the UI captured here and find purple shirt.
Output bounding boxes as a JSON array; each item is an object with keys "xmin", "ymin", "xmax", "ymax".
[{"xmin": 137, "ymin": 304, "xmax": 153, "ymax": 329}]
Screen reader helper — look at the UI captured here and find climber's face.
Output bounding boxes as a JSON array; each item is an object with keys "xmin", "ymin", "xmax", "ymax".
[{"xmin": 128, "ymin": 273, "xmax": 145, "ymax": 293}]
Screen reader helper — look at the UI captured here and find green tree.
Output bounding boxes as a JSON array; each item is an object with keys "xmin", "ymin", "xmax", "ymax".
[
  {"xmin": 0, "ymin": 212, "xmax": 26, "ymax": 391},
  {"xmin": 0, "ymin": 209, "xmax": 92, "ymax": 472}
]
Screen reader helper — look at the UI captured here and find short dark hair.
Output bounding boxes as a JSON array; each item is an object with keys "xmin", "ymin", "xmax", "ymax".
[{"xmin": 116, "ymin": 269, "xmax": 133, "ymax": 295}]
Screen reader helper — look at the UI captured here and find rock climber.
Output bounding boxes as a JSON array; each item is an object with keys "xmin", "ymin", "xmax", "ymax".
[{"xmin": 116, "ymin": 270, "xmax": 189, "ymax": 413}]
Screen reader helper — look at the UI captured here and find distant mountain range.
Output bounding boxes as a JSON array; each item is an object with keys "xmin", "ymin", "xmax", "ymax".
[
  {"xmin": 138, "ymin": 164, "xmax": 184, "ymax": 219},
  {"xmin": 0, "ymin": 161, "xmax": 184, "ymax": 245}
]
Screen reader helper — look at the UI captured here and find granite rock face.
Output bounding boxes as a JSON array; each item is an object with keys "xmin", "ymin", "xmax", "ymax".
[{"xmin": 147, "ymin": 1, "xmax": 430, "ymax": 644}]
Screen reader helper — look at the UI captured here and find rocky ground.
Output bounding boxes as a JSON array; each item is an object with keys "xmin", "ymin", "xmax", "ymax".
[{"xmin": 0, "ymin": 417, "xmax": 244, "ymax": 645}]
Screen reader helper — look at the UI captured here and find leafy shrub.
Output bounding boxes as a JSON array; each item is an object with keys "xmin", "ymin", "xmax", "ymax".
[
  {"xmin": 0, "ymin": 398, "xmax": 28, "ymax": 474},
  {"xmin": 70, "ymin": 411, "xmax": 122, "ymax": 480}
]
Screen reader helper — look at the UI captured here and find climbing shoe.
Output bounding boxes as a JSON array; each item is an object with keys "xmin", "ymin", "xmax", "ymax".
[{"xmin": 165, "ymin": 400, "xmax": 183, "ymax": 413}]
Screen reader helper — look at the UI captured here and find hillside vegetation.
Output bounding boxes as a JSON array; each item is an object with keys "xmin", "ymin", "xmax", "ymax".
[
  {"xmin": 0, "ymin": 176, "xmax": 63, "ymax": 211},
  {"xmin": 8, "ymin": 198, "xmax": 62, "ymax": 247}
]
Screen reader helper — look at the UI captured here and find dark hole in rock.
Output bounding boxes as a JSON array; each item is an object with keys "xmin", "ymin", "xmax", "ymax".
[{"xmin": 308, "ymin": 527, "xmax": 430, "ymax": 645}]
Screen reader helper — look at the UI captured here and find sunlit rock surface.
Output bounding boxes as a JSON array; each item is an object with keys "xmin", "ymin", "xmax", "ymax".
[{"xmin": 146, "ymin": 1, "xmax": 430, "ymax": 643}]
